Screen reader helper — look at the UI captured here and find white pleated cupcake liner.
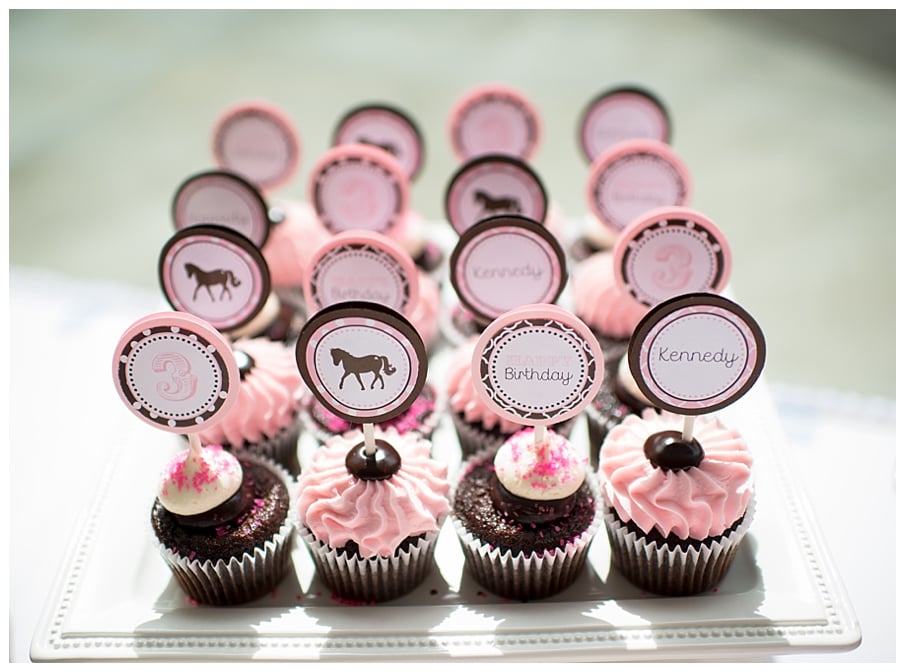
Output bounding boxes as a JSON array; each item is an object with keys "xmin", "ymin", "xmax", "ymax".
[
  {"xmin": 602, "ymin": 497, "xmax": 755, "ymax": 596},
  {"xmin": 152, "ymin": 452, "xmax": 296, "ymax": 606},
  {"xmin": 450, "ymin": 446, "xmax": 604, "ymax": 600},
  {"xmin": 297, "ymin": 526, "xmax": 443, "ymax": 604}
]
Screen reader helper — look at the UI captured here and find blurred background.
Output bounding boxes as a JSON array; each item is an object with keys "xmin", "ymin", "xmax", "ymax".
[{"xmin": 8, "ymin": 8, "xmax": 895, "ymax": 398}]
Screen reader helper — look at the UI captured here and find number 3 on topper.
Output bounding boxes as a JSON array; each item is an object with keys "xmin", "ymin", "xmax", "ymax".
[
  {"xmin": 112, "ymin": 312, "xmax": 240, "ymax": 433},
  {"xmin": 471, "ymin": 304, "xmax": 604, "ymax": 428}
]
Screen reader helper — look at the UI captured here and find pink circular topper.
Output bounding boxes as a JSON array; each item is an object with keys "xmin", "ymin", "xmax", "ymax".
[
  {"xmin": 171, "ymin": 170, "xmax": 271, "ymax": 248},
  {"xmin": 303, "ymin": 230, "xmax": 420, "ymax": 318},
  {"xmin": 159, "ymin": 225, "xmax": 271, "ymax": 333},
  {"xmin": 449, "ymin": 215, "xmax": 567, "ymax": 323},
  {"xmin": 333, "ymin": 103, "xmax": 425, "ymax": 181},
  {"xmin": 309, "ymin": 144, "xmax": 410, "ymax": 236},
  {"xmin": 472, "ymin": 304, "xmax": 604, "ymax": 427},
  {"xmin": 296, "ymin": 302, "xmax": 427, "ymax": 425},
  {"xmin": 112, "ymin": 311, "xmax": 240, "ymax": 433},
  {"xmin": 444, "ymin": 154, "xmax": 548, "ymax": 236},
  {"xmin": 448, "ymin": 83, "xmax": 541, "ymax": 162},
  {"xmin": 586, "ymin": 138, "xmax": 692, "ymax": 235},
  {"xmin": 578, "ymin": 86, "xmax": 671, "ymax": 163},
  {"xmin": 211, "ymin": 100, "xmax": 300, "ymax": 192},
  {"xmin": 628, "ymin": 293, "xmax": 766, "ymax": 415},
  {"xmin": 613, "ymin": 206, "xmax": 732, "ymax": 307}
]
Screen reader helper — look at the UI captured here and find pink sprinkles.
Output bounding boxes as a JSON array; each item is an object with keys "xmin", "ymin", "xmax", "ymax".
[{"xmin": 161, "ymin": 445, "xmax": 238, "ymax": 496}]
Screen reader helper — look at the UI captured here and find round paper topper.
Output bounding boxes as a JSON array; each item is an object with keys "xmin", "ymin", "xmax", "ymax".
[
  {"xmin": 628, "ymin": 293, "xmax": 766, "ymax": 415},
  {"xmin": 587, "ymin": 138, "xmax": 692, "ymax": 235},
  {"xmin": 112, "ymin": 311, "xmax": 240, "ymax": 433},
  {"xmin": 444, "ymin": 154, "xmax": 548, "ymax": 236},
  {"xmin": 211, "ymin": 100, "xmax": 300, "ymax": 191},
  {"xmin": 332, "ymin": 103, "xmax": 425, "ymax": 181},
  {"xmin": 448, "ymin": 83, "xmax": 541, "ymax": 162},
  {"xmin": 303, "ymin": 230, "xmax": 420, "ymax": 317},
  {"xmin": 578, "ymin": 85, "xmax": 671, "ymax": 163},
  {"xmin": 296, "ymin": 302, "xmax": 428, "ymax": 425},
  {"xmin": 472, "ymin": 304, "xmax": 604, "ymax": 427},
  {"xmin": 449, "ymin": 215, "xmax": 567, "ymax": 324},
  {"xmin": 613, "ymin": 206, "xmax": 732, "ymax": 307},
  {"xmin": 309, "ymin": 143, "xmax": 410, "ymax": 235},
  {"xmin": 159, "ymin": 224, "xmax": 271, "ymax": 333},
  {"xmin": 171, "ymin": 170, "xmax": 271, "ymax": 248}
]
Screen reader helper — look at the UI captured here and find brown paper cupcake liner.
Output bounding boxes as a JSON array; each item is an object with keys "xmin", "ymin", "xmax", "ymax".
[
  {"xmin": 451, "ymin": 447, "xmax": 603, "ymax": 601},
  {"xmin": 603, "ymin": 500, "xmax": 755, "ymax": 596},
  {"xmin": 298, "ymin": 527, "xmax": 442, "ymax": 603},
  {"xmin": 152, "ymin": 453, "xmax": 296, "ymax": 606}
]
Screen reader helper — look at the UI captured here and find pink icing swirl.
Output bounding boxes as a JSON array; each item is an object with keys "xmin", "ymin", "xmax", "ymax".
[
  {"xmin": 599, "ymin": 409, "xmax": 753, "ymax": 540},
  {"xmin": 262, "ymin": 199, "xmax": 331, "ymax": 288},
  {"xmin": 445, "ymin": 337, "xmax": 523, "ymax": 434},
  {"xmin": 199, "ymin": 337, "xmax": 303, "ymax": 446},
  {"xmin": 296, "ymin": 428, "xmax": 450, "ymax": 557},
  {"xmin": 571, "ymin": 251, "xmax": 648, "ymax": 338}
]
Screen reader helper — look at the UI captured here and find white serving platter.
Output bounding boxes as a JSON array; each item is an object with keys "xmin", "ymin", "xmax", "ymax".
[{"xmin": 30, "ymin": 373, "xmax": 860, "ymax": 662}]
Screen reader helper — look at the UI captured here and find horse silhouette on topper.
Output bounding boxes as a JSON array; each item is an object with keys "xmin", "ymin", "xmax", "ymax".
[
  {"xmin": 474, "ymin": 189, "xmax": 522, "ymax": 214},
  {"xmin": 357, "ymin": 136, "xmax": 399, "ymax": 157},
  {"xmin": 185, "ymin": 263, "xmax": 241, "ymax": 301},
  {"xmin": 331, "ymin": 347, "xmax": 397, "ymax": 390}
]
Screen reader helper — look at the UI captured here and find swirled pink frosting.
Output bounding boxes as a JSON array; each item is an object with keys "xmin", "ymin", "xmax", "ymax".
[
  {"xmin": 408, "ymin": 270, "xmax": 440, "ymax": 348},
  {"xmin": 199, "ymin": 337, "xmax": 304, "ymax": 446},
  {"xmin": 446, "ymin": 337, "xmax": 523, "ymax": 434},
  {"xmin": 295, "ymin": 427, "xmax": 451, "ymax": 557},
  {"xmin": 599, "ymin": 409, "xmax": 753, "ymax": 540},
  {"xmin": 262, "ymin": 199, "xmax": 331, "ymax": 289},
  {"xmin": 571, "ymin": 251, "xmax": 649, "ymax": 338}
]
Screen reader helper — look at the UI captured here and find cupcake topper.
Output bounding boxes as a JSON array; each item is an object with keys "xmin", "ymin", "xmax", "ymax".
[
  {"xmin": 444, "ymin": 154, "xmax": 548, "ymax": 236},
  {"xmin": 472, "ymin": 303, "xmax": 604, "ymax": 448},
  {"xmin": 171, "ymin": 170, "xmax": 272, "ymax": 248},
  {"xmin": 159, "ymin": 224, "xmax": 271, "ymax": 334},
  {"xmin": 302, "ymin": 230, "xmax": 420, "ymax": 318},
  {"xmin": 308, "ymin": 144, "xmax": 410, "ymax": 236},
  {"xmin": 578, "ymin": 85, "xmax": 671, "ymax": 163},
  {"xmin": 211, "ymin": 99, "xmax": 300, "ymax": 193},
  {"xmin": 112, "ymin": 311, "xmax": 240, "ymax": 443},
  {"xmin": 296, "ymin": 302, "xmax": 427, "ymax": 466},
  {"xmin": 448, "ymin": 83, "xmax": 541, "ymax": 162},
  {"xmin": 586, "ymin": 138, "xmax": 692, "ymax": 237},
  {"xmin": 612, "ymin": 206, "xmax": 732, "ymax": 307},
  {"xmin": 449, "ymin": 215, "xmax": 567, "ymax": 325},
  {"xmin": 628, "ymin": 292, "xmax": 766, "ymax": 446},
  {"xmin": 332, "ymin": 102, "xmax": 425, "ymax": 182}
]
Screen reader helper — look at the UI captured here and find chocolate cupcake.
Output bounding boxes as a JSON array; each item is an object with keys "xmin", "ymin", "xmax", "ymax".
[
  {"xmin": 294, "ymin": 427, "xmax": 450, "ymax": 603},
  {"xmin": 150, "ymin": 446, "xmax": 294, "ymax": 606},
  {"xmin": 451, "ymin": 427, "xmax": 603, "ymax": 600},
  {"xmin": 598, "ymin": 409, "xmax": 755, "ymax": 596}
]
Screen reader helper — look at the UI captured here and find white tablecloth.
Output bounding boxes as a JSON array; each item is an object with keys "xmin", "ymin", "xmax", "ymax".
[{"xmin": 8, "ymin": 267, "xmax": 896, "ymax": 663}]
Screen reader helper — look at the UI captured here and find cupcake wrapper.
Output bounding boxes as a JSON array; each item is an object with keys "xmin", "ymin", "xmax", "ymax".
[
  {"xmin": 603, "ymin": 501, "xmax": 755, "ymax": 596},
  {"xmin": 298, "ymin": 527, "xmax": 442, "ymax": 603},
  {"xmin": 153, "ymin": 453, "xmax": 296, "ymax": 606},
  {"xmin": 451, "ymin": 447, "xmax": 603, "ymax": 601}
]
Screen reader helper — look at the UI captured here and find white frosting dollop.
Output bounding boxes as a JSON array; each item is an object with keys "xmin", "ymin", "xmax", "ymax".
[
  {"xmin": 158, "ymin": 445, "xmax": 243, "ymax": 516},
  {"xmin": 493, "ymin": 428, "xmax": 586, "ymax": 501}
]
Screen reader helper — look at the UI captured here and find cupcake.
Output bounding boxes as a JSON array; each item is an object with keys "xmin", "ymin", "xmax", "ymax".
[
  {"xmin": 445, "ymin": 337, "xmax": 575, "ymax": 457},
  {"xmin": 451, "ymin": 427, "xmax": 603, "ymax": 600},
  {"xmin": 150, "ymin": 445, "xmax": 294, "ymax": 606},
  {"xmin": 408, "ymin": 270, "xmax": 442, "ymax": 353},
  {"xmin": 198, "ymin": 337, "xmax": 305, "ymax": 476},
  {"xmin": 294, "ymin": 427, "xmax": 451, "ymax": 603},
  {"xmin": 301, "ymin": 381, "xmax": 440, "ymax": 447},
  {"xmin": 598, "ymin": 409, "xmax": 755, "ymax": 596},
  {"xmin": 391, "ymin": 209, "xmax": 446, "ymax": 276}
]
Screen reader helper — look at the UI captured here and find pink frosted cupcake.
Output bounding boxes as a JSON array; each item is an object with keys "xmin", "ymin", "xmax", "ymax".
[
  {"xmin": 198, "ymin": 337, "xmax": 305, "ymax": 476},
  {"xmin": 451, "ymin": 427, "xmax": 603, "ymax": 600},
  {"xmin": 445, "ymin": 338, "xmax": 575, "ymax": 457},
  {"xmin": 598, "ymin": 409, "xmax": 755, "ymax": 596},
  {"xmin": 150, "ymin": 445, "xmax": 294, "ymax": 605},
  {"xmin": 294, "ymin": 427, "xmax": 451, "ymax": 603}
]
